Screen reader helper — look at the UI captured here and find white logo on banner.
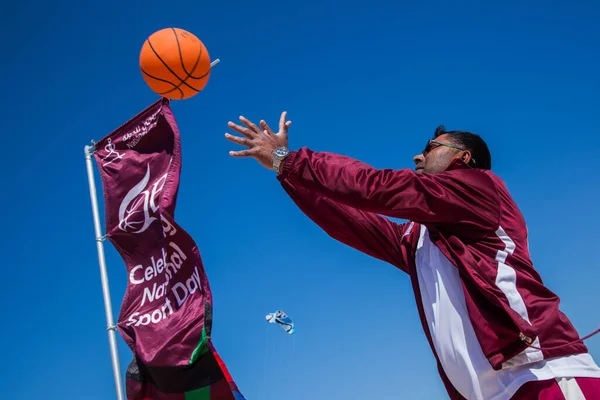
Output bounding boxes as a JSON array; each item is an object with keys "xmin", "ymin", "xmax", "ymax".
[
  {"xmin": 118, "ymin": 164, "xmax": 168, "ymax": 234},
  {"xmin": 100, "ymin": 138, "xmax": 124, "ymax": 167}
]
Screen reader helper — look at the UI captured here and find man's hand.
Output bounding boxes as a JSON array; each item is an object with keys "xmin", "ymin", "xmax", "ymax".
[{"xmin": 225, "ymin": 111, "xmax": 292, "ymax": 170}]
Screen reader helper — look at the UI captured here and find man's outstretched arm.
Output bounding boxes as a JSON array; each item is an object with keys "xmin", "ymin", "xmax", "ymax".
[
  {"xmin": 278, "ymin": 147, "xmax": 501, "ymax": 236},
  {"xmin": 224, "ymin": 112, "xmax": 500, "ymax": 236},
  {"xmin": 279, "ymin": 178, "xmax": 410, "ymax": 272}
]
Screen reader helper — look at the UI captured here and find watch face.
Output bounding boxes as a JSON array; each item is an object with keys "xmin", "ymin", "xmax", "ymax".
[{"xmin": 274, "ymin": 147, "xmax": 289, "ymax": 157}]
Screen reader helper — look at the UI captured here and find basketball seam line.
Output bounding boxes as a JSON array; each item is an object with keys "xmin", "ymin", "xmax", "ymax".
[
  {"xmin": 147, "ymin": 38, "xmax": 203, "ymax": 93},
  {"xmin": 140, "ymin": 68, "xmax": 184, "ymax": 98},
  {"xmin": 171, "ymin": 28, "xmax": 206, "ymax": 80}
]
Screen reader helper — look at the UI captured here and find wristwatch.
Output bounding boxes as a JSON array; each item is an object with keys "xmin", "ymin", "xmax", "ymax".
[{"xmin": 272, "ymin": 146, "xmax": 290, "ymax": 173}]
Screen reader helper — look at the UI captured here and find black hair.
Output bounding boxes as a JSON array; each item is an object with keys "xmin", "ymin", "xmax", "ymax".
[{"xmin": 433, "ymin": 125, "xmax": 492, "ymax": 170}]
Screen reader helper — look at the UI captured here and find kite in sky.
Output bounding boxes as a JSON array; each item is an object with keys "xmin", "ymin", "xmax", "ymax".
[{"xmin": 266, "ymin": 310, "xmax": 295, "ymax": 334}]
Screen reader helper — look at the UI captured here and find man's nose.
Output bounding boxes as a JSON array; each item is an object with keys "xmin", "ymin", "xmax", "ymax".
[{"xmin": 413, "ymin": 154, "xmax": 424, "ymax": 165}]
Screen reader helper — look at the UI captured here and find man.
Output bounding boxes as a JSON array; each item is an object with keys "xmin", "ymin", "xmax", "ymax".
[{"xmin": 224, "ymin": 112, "xmax": 600, "ymax": 399}]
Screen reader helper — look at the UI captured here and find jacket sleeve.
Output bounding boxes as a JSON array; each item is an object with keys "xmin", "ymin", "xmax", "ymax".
[
  {"xmin": 278, "ymin": 177, "xmax": 411, "ymax": 273},
  {"xmin": 278, "ymin": 147, "xmax": 501, "ymax": 236}
]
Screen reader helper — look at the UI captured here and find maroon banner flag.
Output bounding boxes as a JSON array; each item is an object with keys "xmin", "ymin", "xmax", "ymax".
[{"xmin": 93, "ymin": 98, "xmax": 245, "ymax": 400}]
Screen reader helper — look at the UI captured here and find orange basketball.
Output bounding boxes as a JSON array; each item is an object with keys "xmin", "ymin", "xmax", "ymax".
[{"xmin": 139, "ymin": 28, "xmax": 211, "ymax": 100}]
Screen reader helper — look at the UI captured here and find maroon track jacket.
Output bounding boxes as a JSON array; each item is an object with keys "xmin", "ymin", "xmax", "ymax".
[{"xmin": 276, "ymin": 147, "xmax": 590, "ymax": 399}]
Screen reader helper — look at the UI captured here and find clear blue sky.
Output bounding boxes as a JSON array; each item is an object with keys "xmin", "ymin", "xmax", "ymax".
[{"xmin": 2, "ymin": 1, "xmax": 599, "ymax": 399}]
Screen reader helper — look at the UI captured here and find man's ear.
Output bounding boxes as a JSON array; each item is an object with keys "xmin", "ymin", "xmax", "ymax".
[{"xmin": 460, "ymin": 150, "xmax": 473, "ymax": 165}]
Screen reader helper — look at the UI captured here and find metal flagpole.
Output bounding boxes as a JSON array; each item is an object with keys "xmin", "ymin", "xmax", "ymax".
[{"xmin": 84, "ymin": 143, "xmax": 126, "ymax": 400}]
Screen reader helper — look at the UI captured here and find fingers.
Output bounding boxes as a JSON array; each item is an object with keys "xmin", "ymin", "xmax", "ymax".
[
  {"xmin": 228, "ymin": 115, "xmax": 261, "ymax": 138},
  {"xmin": 224, "ymin": 133, "xmax": 251, "ymax": 147},
  {"xmin": 226, "ymin": 115, "xmax": 276, "ymax": 161},
  {"xmin": 279, "ymin": 111, "xmax": 287, "ymax": 132},
  {"xmin": 227, "ymin": 122, "xmax": 255, "ymax": 139},
  {"xmin": 279, "ymin": 112, "xmax": 292, "ymax": 138},
  {"xmin": 238, "ymin": 116, "xmax": 261, "ymax": 135},
  {"xmin": 280, "ymin": 120, "xmax": 291, "ymax": 141},
  {"xmin": 260, "ymin": 120, "xmax": 276, "ymax": 137},
  {"xmin": 229, "ymin": 148, "xmax": 257, "ymax": 157},
  {"xmin": 227, "ymin": 112, "xmax": 291, "ymax": 164}
]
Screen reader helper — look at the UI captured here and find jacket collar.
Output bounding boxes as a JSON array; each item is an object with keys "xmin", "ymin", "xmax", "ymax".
[{"xmin": 443, "ymin": 158, "xmax": 472, "ymax": 172}]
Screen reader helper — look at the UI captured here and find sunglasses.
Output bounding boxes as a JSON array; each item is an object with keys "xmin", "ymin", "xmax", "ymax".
[{"xmin": 422, "ymin": 140, "xmax": 477, "ymax": 166}]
